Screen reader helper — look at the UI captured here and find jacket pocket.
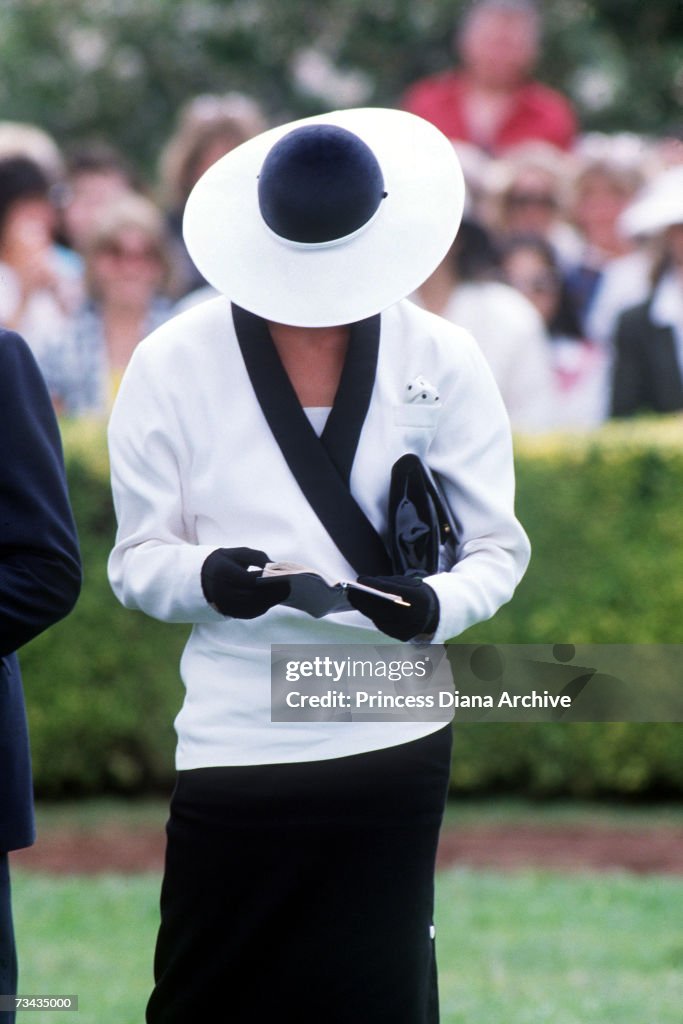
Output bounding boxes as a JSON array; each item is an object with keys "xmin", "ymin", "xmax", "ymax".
[{"xmin": 392, "ymin": 404, "xmax": 441, "ymax": 430}]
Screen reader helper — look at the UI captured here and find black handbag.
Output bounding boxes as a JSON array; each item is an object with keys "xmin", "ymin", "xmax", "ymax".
[{"xmin": 388, "ymin": 454, "xmax": 458, "ymax": 577}]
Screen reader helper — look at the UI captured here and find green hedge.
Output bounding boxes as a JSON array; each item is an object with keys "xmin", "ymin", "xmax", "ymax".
[{"xmin": 20, "ymin": 417, "xmax": 683, "ymax": 797}]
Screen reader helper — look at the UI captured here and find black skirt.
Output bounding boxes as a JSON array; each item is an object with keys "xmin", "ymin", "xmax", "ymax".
[{"xmin": 147, "ymin": 726, "xmax": 452, "ymax": 1024}]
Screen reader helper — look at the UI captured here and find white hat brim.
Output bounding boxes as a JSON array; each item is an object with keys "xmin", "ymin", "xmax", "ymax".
[
  {"xmin": 183, "ymin": 107, "xmax": 465, "ymax": 327},
  {"xmin": 619, "ymin": 166, "xmax": 683, "ymax": 238}
]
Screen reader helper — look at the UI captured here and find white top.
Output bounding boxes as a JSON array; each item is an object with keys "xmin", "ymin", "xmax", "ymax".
[
  {"xmin": 303, "ymin": 406, "xmax": 331, "ymax": 436},
  {"xmin": 434, "ymin": 281, "xmax": 555, "ymax": 434},
  {"xmin": 107, "ymin": 296, "xmax": 530, "ymax": 768}
]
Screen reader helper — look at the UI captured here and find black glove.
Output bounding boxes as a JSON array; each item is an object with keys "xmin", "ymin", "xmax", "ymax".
[
  {"xmin": 201, "ymin": 547, "xmax": 290, "ymax": 618},
  {"xmin": 347, "ymin": 574, "xmax": 440, "ymax": 641}
]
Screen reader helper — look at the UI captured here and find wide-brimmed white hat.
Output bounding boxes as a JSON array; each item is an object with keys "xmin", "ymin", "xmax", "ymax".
[
  {"xmin": 619, "ymin": 165, "xmax": 683, "ymax": 238},
  {"xmin": 183, "ymin": 107, "xmax": 465, "ymax": 327}
]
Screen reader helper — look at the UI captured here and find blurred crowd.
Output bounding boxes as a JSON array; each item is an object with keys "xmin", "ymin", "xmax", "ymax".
[{"xmin": 1, "ymin": 0, "xmax": 682, "ymax": 432}]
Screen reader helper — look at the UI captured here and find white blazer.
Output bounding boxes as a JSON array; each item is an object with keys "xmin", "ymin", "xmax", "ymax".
[{"xmin": 108, "ymin": 295, "xmax": 530, "ymax": 767}]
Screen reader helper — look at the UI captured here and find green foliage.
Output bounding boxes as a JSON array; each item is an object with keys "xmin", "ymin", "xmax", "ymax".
[
  {"xmin": 466, "ymin": 420, "xmax": 683, "ymax": 645},
  {"xmin": 453, "ymin": 418, "xmax": 683, "ymax": 797},
  {"xmin": 0, "ymin": 1, "xmax": 680, "ymax": 180},
  {"xmin": 18, "ymin": 417, "xmax": 683, "ymax": 797}
]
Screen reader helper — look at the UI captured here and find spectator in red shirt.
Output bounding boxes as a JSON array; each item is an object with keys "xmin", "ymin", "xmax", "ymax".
[{"xmin": 402, "ymin": 0, "xmax": 577, "ymax": 155}]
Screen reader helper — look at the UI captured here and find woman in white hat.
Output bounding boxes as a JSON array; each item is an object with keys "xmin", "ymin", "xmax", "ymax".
[
  {"xmin": 107, "ymin": 107, "xmax": 530, "ymax": 1023},
  {"xmin": 611, "ymin": 166, "xmax": 683, "ymax": 416}
]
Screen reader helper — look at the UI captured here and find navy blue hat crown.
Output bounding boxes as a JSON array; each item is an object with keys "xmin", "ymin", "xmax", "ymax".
[{"xmin": 257, "ymin": 124, "xmax": 386, "ymax": 245}]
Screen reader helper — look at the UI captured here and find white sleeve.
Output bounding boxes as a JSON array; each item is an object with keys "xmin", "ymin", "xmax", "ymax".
[
  {"xmin": 107, "ymin": 346, "xmax": 224, "ymax": 624},
  {"xmin": 423, "ymin": 331, "xmax": 531, "ymax": 643}
]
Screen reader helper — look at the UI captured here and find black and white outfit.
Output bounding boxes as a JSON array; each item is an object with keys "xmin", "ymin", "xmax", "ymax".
[
  {"xmin": 611, "ymin": 166, "xmax": 683, "ymax": 417},
  {"xmin": 610, "ymin": 271, "xmax": 683, "ymax": 417},
  {"xmin": 108, "ymin": 108, "xmax": 530, "ymax": 1023}
]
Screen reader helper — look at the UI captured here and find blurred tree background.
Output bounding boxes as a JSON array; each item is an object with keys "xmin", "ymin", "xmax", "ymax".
[{"xmin": 0, "ymin": 0, "xmax": 681, "ymax": 179}]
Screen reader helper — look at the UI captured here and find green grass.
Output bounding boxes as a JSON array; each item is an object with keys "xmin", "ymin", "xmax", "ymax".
[
  {"xmin": 31, "ymin": 794, "xmax": 683, "ymax": 834},
  {"xmin": 11, "ymin": 865, "xmax": 683, "ymax": 1024},
  {"xmin": 435, "ymin": 869, "xmax": 683, "ymax": 1023},
  {"xmin": 440, "ymin": 796, "xmax": 683, "ymax": 830},
  {"xmin": 11, "ymin": 873, "xmax": 159, "ymax": 1024},
  {"xmin": 32, "ymin": 797, "xmax": 171, "ymax": 832}
]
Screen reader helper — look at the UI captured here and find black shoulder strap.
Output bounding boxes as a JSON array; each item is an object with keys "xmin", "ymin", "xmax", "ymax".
[{"xmin": 231, "ymin": 303, "xmax": 392, "ymax": 576}]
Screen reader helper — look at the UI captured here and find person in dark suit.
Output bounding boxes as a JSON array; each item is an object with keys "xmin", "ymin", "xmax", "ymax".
[
  {"xmin": 610, "ymin": 299, "xmax": 683, "ymax": 417},
  {"xmin": 0, "ymin": 330, "xmax": 81, "ymax": 1022},
  {"xmin": 610, "ymin": 165, "xmax": 683, "ymax": 418}
]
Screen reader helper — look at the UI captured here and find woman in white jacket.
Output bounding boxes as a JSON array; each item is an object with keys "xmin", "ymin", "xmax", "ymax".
[{"xmin": 107, "ymin": 108, "xmax": 530, "ymax": 1024}]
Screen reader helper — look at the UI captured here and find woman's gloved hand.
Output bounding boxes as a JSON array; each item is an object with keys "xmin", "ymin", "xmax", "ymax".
[
  {"xmin": 347, "ymin": 574, "xmax": 440, "ymax": 641},
  {"xmin": 201, "ymin": 547, "xmax": 290, "ymax": 618}
]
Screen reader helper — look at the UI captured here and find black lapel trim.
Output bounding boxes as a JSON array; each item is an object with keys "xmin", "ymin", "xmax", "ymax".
[
  {"xmin": 320, "ymin": 314, "xmax": 381, "ymax": 485},
  {"xmin": 231, "ymin": 303, "xmax": 391, "ymax": 575}
]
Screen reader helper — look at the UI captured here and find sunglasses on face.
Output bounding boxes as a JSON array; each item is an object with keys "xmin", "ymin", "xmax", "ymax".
[
  {"xmin": 99, "ymin": 241, "xmax": 161, "ymax": 263},
  {"xmin": 505, "ymin": 192, "xmax": 558, "ymax": 210}
]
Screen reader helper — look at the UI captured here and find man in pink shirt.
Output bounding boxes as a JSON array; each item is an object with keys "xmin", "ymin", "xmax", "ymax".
[{"xmin": 402, "ymin": 0, "xmax": 577, "ymax": 155}]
